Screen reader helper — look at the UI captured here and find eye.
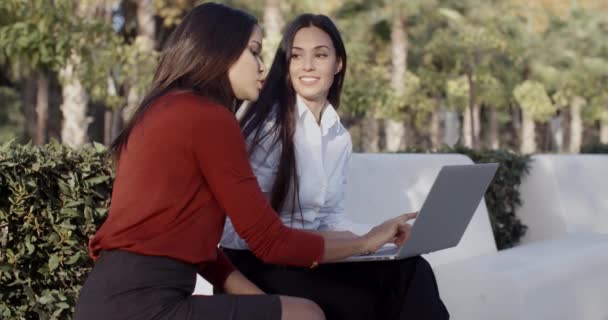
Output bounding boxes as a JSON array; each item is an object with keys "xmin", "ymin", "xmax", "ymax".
[
  {"xmin": 291, "ymin": 53, "xmax": 301, "ymax": 59},
  {"xmin": 315, "ymin": 53, "xmax": 328, "ymax": 58}
]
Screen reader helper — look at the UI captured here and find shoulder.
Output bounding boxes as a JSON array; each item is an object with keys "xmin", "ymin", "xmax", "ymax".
[
  {"xmin": 333, "ymin": 121, "xmax": 353, "ymax": 151},
  {"xmin": 244, "ymin": 104, "xmax": 281, "ymax": 147},
  {"xmin": 152, "ymin": 91, "xmax": 238, "ymax": 130}
]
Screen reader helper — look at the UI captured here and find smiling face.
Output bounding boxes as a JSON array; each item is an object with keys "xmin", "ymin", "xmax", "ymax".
[
  {"xmin": 228, "ymin": 25, "xmax": 265, "ymax": 101},
  {"xmin": 288, "ymin": 26, "xmax": 342, "ymax": 106}
]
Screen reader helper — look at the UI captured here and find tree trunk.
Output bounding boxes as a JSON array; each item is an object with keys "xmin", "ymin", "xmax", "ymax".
[
  {"xmin": 385, "ymin": 13, "xmax": 408, "ymax": 152},
  {"xmin": 601, "ymin": 109, "xmax": 608, "ymax": 144},
  {"xmin": 430, "ymin": 96, "xmax": 442, "ymax": 149},
  {"xmin": 444, "ymin": 109, "xmax": 460, "ymax": 147},
  {"xmin": 104, "ymin": 110, "xmax": 113, "ymax": 145},
  {"xmin": 473, "ymin": 103, "xmax": 481, "ymax": 145},
  {"xmin": 549, "ymin": 114, "xmax": 563, "ymax": 152},
  {"xmin": 521, "ymin": 108, "xmax": 536, "ymax": 154},
  {"xmin": 568, "ymin": 97, "xmax": 584, "ymax": 153},
  {"xmin": 104, "ymin": 108, "xmax": 124, "ymax": 146},
  {"xmin": 488, "ymin": 107, "xmax": 499, "ymax": 149},
  {"xmin": 21, "ymin": 76, "xmax": 38, "ymax": 141},
  {"xmin": 391, "ymin": 14, "xmax": 407, "ymax": 88},
  {"xmin": 465, "ymin": 67, "xmax": 479, "ymax": 149},
  {"xmin": 361, "ymin": 116, "xmax": 380, "ymax": 152},
  {"xmin": 462, "ymin": 105, "xmax": 473, "ymax": 148},
  {"xmin": 384, "ymin": 120, "xmax": 404, "ymax": 151},
  {"xmin": 60, "ymin": 59, "xmax": 91, "ymax": 148},
  {"xmin": 35, "ymin": 72, "xmax": 50, "ymax": 145},
  {"xmin": 123, "ymin": 0, "xmax": 156, "ymax": 121},
  {"xmin": 263, "ymin": 0, "xmax": 283, "ymax": 64},
  {"xmin": 112, "ymin": 108, "xmax": 123, "ymax": 140}
]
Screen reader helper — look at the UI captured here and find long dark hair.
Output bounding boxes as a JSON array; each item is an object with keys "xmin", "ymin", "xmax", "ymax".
[
  {"xmin": 240, "ymin": 14, "xmax": 347, "ymax": 216},
  {"xmin": 111, "ymin": 2, "xmax": 258, "ymax": 158}
]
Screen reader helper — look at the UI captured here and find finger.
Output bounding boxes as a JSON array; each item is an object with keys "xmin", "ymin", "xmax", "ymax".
[
  {"xmin": 394, "ymin": 232, "xmax": 408, "ymax": 245},
  {"xmin": 395, "ymin": 225, "xmax": 411, "ymax": 244},
  {"xmin": 402, "ymin": 211, "xmax": 418, "ymax": 220}
]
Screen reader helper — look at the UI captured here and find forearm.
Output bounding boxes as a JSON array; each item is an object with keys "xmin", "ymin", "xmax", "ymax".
[
  {"xmin": 308, "ymin": 229, "xmax": 357, "ymax": 240},
  {"xmin": 222, "ymin": 270, "xmax": 264, "ymax": 295},
  {"xmin": 320, "ymin": 235, "xmax": 368, "ymax": 262}
]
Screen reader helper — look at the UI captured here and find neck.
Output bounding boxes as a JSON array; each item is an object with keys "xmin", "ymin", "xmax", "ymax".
[{"xmin": 300, "ymin": 97, "xmax": 327, "ymax": 124}]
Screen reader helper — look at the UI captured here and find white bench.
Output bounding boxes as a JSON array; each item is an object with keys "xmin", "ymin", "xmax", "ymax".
[
  {"xmin": 346, "ymin": 153, "xmax": 608, "ymax": 320},
  {"xmin": 518, "ymin": 154, "xmax": 608, "ymax": 244}
]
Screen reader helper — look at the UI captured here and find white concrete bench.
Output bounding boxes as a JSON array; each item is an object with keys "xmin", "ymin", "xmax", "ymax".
[
  {"xmin": 435, "ymin": 232, "xmax": 608, "ymax": 320},
  {"xmin": 518, "ymin": 154, "xmax": 608, "ymax": 244},
  {"xmin": 346, "ymin": 153, "xmax": 608, "ymax": 320}
]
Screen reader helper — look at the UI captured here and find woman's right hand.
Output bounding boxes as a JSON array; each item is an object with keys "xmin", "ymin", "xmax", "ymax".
[{"xmin": 360, "ymin": 212, "xmax": 418, "ymax": 254}]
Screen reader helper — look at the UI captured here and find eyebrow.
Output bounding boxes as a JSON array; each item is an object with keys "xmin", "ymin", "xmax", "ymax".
[{"xmin": 292, "ymin": 45, "xmax": 331, "ymax": 50}]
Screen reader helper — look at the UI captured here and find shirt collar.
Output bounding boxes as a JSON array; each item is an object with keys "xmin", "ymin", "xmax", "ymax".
[{"xmin": 296, "ymin": 95, "xmax": 339, "ymax": 135}]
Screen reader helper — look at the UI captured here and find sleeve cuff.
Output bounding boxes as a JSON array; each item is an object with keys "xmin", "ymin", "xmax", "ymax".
[{"xmin": 286, "ymin": 229, "xmax": 325, "ymax": 268}]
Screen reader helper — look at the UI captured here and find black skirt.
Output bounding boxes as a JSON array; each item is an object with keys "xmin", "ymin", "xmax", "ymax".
[
  {"xmin": 222, "ymin": 248, "xmax": 449, "ymax": 320},
  {"xmin": 73, "ymin": 250, "xmax": 281, "ymax": 320}
]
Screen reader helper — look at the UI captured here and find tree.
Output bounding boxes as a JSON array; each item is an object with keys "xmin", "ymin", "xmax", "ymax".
[
  {"xmin": 121, "ymin": 0, "xmax": 157, "ymax": 122},
  {"xmin": 0, "ymin": 0, "xmax": 75, "ymax": 144},
  {"xmin": 425, "ymin": 6, "xmax": 493, "ymax": 148},
  {"xmin": 262, "ymin": 0, "xmax": 284, "ymax": 64},
  {"xmin": 513, "ymin": 80, "xmax": 554, "ymax": 153}
]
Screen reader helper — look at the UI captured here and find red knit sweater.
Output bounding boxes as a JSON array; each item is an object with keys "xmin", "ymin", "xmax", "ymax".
[{"xmin": 89, "ymin": 91, "xmax": 324, "ymax": 287}]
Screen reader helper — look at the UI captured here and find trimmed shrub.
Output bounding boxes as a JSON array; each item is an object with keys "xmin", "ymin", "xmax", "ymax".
[
  {"xmin": 581, "ymin": 143, "xmax": 608, "ymax": 154},
  {"xmin": 401, "ymin": 145, "xmax": 531, "ymax": 250},
  {"xmin": 0, "ymin": 142, "xmax": 112, "ymax": 319}
]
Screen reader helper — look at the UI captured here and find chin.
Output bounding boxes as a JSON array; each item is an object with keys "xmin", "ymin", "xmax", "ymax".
[
  {"xmin": 296, "ymin": 89, "xmax": 322, "ymax": 100},
  {"xmin": 247, "ymin": 93, "xmax": 259, "ymax": 102}
]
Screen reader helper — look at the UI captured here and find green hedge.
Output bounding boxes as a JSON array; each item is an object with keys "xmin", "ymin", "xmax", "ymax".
[
  {"xmin": 401, "ymin": 145, "xmax": 531, "ymax": 250},
  {"xmin": 581, "ymin": 143, "xmax": 608, "ymax": 154},
  {"xmin": 0, "ymin": 142, "xmax": 112, "ymax": 319}
]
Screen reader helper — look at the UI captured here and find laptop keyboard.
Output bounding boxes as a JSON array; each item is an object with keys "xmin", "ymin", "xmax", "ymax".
[{"xmin": 358, "ymin": 245, "xmax": 400, "ymax": 256}]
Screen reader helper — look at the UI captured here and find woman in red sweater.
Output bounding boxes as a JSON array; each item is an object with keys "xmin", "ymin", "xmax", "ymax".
[{"xmin": 73, "ymin": 3, "xmax": 413, "ymax": 320}]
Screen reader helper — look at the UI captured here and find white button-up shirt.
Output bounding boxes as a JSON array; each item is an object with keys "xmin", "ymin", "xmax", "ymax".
[{"xmin": 221, "ymin": 96, "xmax": 355, "ymax": 250}]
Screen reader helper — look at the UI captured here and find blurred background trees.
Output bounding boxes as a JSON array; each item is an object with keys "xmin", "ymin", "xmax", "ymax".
[{"xmin": 1, "ymin": 0, "xmax": 607, "ymax": 153}]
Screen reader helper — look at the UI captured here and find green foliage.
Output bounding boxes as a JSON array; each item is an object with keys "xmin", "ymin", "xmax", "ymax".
[
  {"xmin": 0, "ymin": 142, "xmax": 112, "ymax": 319},
  {"xmin": 400, "ymin": 145, "xmax": 530, "ymax": 249},
  {"xmin": 580, "ymin": 143, "xmax": 608, "ymax": 154},
  {"xmin": 513, "ymin": 80, "xmax": 556, "ymax": 121},
  {"xmin": 446, "ymin": 75, "xmax": 470, "ymax": 111},
  {"xmin": 0, "ymin": 0, "xmax": 78, "ymax": 72}
]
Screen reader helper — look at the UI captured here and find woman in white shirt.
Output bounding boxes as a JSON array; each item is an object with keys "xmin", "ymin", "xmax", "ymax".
[{"xmin": 221, "ymin": 14, "xmax": 448, "ymax": 320}]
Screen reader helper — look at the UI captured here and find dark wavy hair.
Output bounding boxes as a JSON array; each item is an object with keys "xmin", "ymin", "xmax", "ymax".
[
  {"xmin": 239, "ymin": 14, "xmax": 347, "ymax": 216},
  {"xmin": 112, "ymin": 2, "xmax": 258, "ymax": 158}
]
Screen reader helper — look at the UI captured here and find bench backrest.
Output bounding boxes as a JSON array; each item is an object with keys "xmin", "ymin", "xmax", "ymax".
[
  {"xmin": 518, "ymin": 154, "xmax": 608, "ymax": 244},
  {"xmin": 345, "ymin": 153, "xmax": 497, "ymax": 266}
]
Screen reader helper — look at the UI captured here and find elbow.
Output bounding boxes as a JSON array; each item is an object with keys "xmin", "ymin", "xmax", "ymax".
[{"xmin": 248, "ymin": 236, "xmax": 290, "ymax": 265}]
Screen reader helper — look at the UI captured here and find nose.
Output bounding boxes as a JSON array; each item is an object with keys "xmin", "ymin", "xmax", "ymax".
[
  {"xmin": 302, "ymin": 55, "xmax": 314, "ymax": 71},
  {"xmin": 257, "ymin": 55, "xmax": 265, "ymax": 74}
]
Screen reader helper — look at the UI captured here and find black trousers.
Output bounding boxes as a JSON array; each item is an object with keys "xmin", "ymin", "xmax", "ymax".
[
  {"xmin": 223, "ymin": 248, "xmax": 449, "ymax": 320},
  {"xmin": 74, "ymin": 250, "xmax": 281, "ymax": 320}
]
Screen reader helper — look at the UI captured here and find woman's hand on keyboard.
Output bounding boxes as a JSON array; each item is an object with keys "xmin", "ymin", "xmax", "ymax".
[{"xmin": 361, "ymin": 212, "xmax": 418, "ymax": 253}]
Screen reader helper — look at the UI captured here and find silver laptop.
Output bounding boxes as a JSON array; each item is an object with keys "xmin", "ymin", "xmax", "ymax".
[{"xmin": 338, "ymin": 163, "xmax": 498, "ymax": 262}]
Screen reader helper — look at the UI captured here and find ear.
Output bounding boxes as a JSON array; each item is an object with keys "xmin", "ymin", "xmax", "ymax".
[{"xmin": 335, "ymin": 58, "xmax": 343, "ymax": 75}]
